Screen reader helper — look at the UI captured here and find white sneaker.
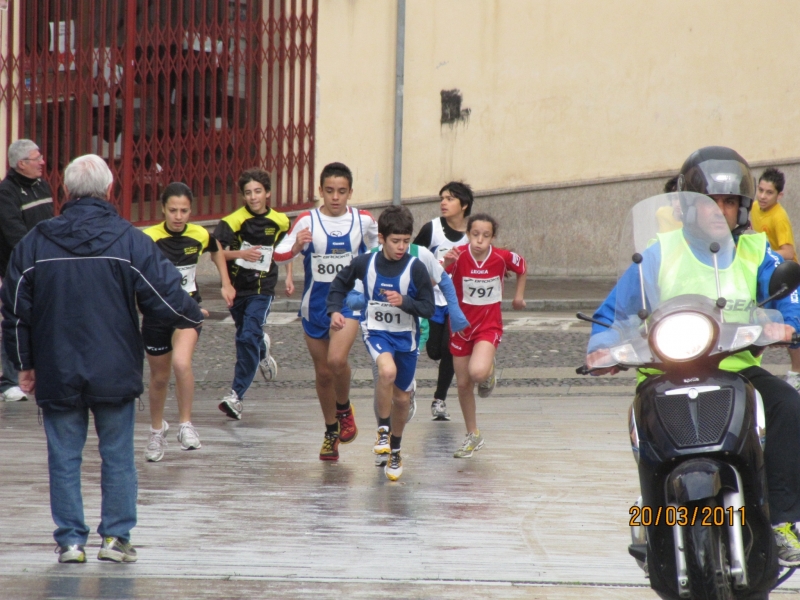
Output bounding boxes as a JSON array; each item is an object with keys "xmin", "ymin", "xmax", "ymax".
[
  {"xmin": 145, "ymin": 420, "xmax": 169, "ymax": 462},
  {"xmin": 431, "ymin": 398, "xmax": 450, "ymax": 421},
  {"xmin": 218, "ymin": 390, "xmax": 243, "ymax": 420},
  {"xmin": 1, "ymin": 386, "xmax": 27, "ymax": 402},
  {"xmin": 177, "ymin": 422, "xmax": 201, "ymax": 450},
  {"xmin": 259, "ymin": 333, "xmax": 278, "ymax": 381},
  {"xmin": 384, "ymin": 450, "xmax": 403, "ymax": 481},
  {"xmin": 373, "ymin": 426, "xmax": 391, "ymax": 454},
  {"xmin": 406, "ymin": 379, "xmax": 417, "ymax": 423},
  {"xmin": 786, "ymin": 371, "xmax": 800, "ymax": 391}
]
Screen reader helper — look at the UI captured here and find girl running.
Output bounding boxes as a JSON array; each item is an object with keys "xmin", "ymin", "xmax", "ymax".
[
  {"xmin": 444, "ymin": 213, "xmax": 527, "ymax": 458},
  {"xmin": 142, "ymin": 182, "xmax": 236, "ymax": 461}
]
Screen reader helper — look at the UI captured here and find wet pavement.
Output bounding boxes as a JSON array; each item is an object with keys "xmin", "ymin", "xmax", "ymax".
[{"xmin": 2, "ymin": 278, "xmax": 800, "ymax": 599}]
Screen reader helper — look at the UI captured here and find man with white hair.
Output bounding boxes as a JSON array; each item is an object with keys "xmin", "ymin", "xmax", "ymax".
[
  {"xmin": 0, "ymin": 139, "xmax": 53, "ymax": 402},
  {"xmin": 0, "ymin": 154, "xmax": 203, "ymax": 564}
]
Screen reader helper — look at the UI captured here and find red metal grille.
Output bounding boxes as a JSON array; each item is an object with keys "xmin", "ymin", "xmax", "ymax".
[{"xmin": 0, "ymin": 0, "xmax": 317, "ymax": 224}]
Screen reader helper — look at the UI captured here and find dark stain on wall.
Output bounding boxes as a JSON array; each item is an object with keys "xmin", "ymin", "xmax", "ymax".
[{"xmin": 441, "ymin": 89, "xmax": 471, "ymax": 125}]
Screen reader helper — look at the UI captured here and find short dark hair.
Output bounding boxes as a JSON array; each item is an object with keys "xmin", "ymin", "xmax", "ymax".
[
  {"xmin": 759, "ymin": 167, "xmax": 785, "ymax": 193},
  {"xmin": 320, "ymin": 162, "xmax": 353, "ymax": 189},
  {"xmin": 439, "ymin": 181, "xmax": 474, "ymax": 216},
  {"xmin": 160, "ymin": 181, "xmax": 194, "ymax": 205},
  {"xmin": 467, "ymin": 213, "xmax": 499, "ymax": 237},
  {"xmin": 378, "ymin": 205, "xmax": 414, "ymax": 238},
  {"xmin": 238, "ymin": 167, "xmax": 271, "ymax": 194},
  {"xmin": 663, "ymin": 175, "xmax": 679, "ymax": 194}
]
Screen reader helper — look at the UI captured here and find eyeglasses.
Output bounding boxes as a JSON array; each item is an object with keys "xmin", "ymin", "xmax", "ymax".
[{"xmin": 21, "ymin": 154, "xmax": 44, "ymax": 163}]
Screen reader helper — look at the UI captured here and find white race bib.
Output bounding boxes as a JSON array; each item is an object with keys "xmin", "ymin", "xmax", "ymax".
[
  {"xmin": 366, "ymin": 301, "xmax": 412, "ymax": 333},
  {"xmin": 462, "ymin": 276, "xmax": 502, "ymax": 305},
  {"xmin": 235, "ymin": 242, "xmax": 273, "ymax": 272},
  {"xmin": 311, "ymin": 252, "xmax": 352, "ymax": 283},
  {"xmin": 176, "ymin": 264, "xmax": 197, "ymax": 293}
]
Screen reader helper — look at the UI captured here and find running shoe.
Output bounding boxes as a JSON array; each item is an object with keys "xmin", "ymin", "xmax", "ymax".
[
  {"xmin": 177, "ymin": 421, "xmax": 201, "ymax": 450},
  {"xmin": 406, "ymin": 379, "xmax": 417, "ymax": 423},
  {"xmin": 144, "ymin": 420, "xmax": 169, "ymax": 462},
  {"xmin": 431, "ymin": 398, "xmax": 450, "ymax": 421},
  {"xmin": 373, "ymin": 426, "xmax": 391, "ymax": 455},
  {"xmin": 477, "ymin": 358, "xmax": 497, "ymax": 398},
  {"xmin": 337, "ymin": 404, "xmax": 358, "ymax": 443},
  {"xmin": 385, "ymin": 450, "xmax": 403, "ymax": 481},
  {"xmin": 1, "ymin": 385, "xmax": 27, "ymax": 402},
  {"xmin": 97, "ymin": 537, "xmax": 138, "ymax": 563},
  {"xmin": 218, "ymin": 390, "xmax": 243, "ymax": 420},
  {"xmin": 774, "ymin": 523, "xmax": 800, "ymax": 566},
  {"xmin": 454, "ymin": 431, "xmax": 485, "ymax": 458},
  {"xmin": 319, "ymin": 430, "xmax": 340, "ymax": 461},
  {"xmin": 258, "ymin": 333, "xmax": 278, "ymax": 381},
  {"xmin": 56, "ymin": 544, "xmax": 86, "ymax": 564},
  {"xmin": 786, "ymin": 371, "xmax": 800, "ymax": 392}
]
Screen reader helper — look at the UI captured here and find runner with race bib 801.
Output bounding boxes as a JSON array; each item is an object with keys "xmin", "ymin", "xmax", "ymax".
[
  {"xmin": 327, "ymin": 206, "xmax": 434, "ymax": 481},
  {"xmin": 142, "ymin": 182, "xmax": 236, "ymax": 460},
  {"xmin": 443, "ymin": 213, "xmax": 527, "ymax": 459},
  {"xmin": 273, "ymin": 162, "xmax": 378, "ymax": 461}
]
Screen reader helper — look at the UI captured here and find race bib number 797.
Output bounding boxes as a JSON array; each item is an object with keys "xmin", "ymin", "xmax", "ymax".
[{"xmin": 462, "ymin": 276, "xmax": 502, "ymax": 305}]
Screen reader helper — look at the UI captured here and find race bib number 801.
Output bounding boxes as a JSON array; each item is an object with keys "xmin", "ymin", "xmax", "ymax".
[
  {"xmin": 462, "ymin": 276, "xmax": 502, "ymax": 305},
  {"xmin": 366, "ymin": 301, "xmax": 412, "ymax": 333}
]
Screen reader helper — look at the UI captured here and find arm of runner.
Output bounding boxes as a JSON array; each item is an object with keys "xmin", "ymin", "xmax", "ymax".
[
  {"xmin": 327, "ymin": 255, "xmax": 368, "ymax": 317},
  {"xmin": 208, "ymin": 237, "xmax": 235, "ymax": 308},
  {"xmin": 437, "ymin": 272, "xmax": 470, "ymax": 332},
  {"xmin": 504, "ymin": 250, "xmax": 528, "ymax": 310},
  {"xmin": 397, "ymin": 261, "xmax": 435, "ymax": 319},
  {"xmin": 285, "ymin": 262, "xmax": 295, "ymax": 296},
  {"xmin": 273, "ymin": 213, "xmax": 312, "ymax": 263},
  {"xmin": 361, "ymin": 211, "xmax": 380, "ymax": 250}
]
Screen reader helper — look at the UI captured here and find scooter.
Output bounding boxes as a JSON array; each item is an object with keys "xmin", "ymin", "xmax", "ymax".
[{"xmin": 577, "ymin": 192, "xmax": 800, "ymax": 599}]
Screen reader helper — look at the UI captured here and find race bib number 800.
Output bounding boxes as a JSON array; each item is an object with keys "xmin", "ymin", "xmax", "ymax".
[
  {"xmin": 311, "ymin": 252, "xmax": 352, "ymax": 283},
  {"xmin": 462, "ymin": 276, "xmax": 502, "ymax": 305}
]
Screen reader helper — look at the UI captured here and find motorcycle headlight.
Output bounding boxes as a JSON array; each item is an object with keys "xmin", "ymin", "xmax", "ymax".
[{"xmin": 652, "ymin": 313, "xmax": 714, "ymax": 361}]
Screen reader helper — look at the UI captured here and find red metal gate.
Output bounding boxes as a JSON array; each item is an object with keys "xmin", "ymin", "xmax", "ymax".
[{"xmin": 0, "ymin": 0, "xmax": 317, "ymax": 224}]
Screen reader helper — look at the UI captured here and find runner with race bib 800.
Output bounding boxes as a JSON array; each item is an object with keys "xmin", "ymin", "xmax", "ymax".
[
  {"xmin": 443, "ymin": 213, "xmax": 527, "ymax": 459},
  {"xmin": 273, "ymin": 162, "xmax": 378, "ymax": 461},
  {"xmin": 142, "ymin": 182, "xmax": 236, "ymax": 461}
]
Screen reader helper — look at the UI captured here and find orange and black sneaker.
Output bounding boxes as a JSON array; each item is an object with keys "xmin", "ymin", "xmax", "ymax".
[
  {"xmin": 319, "ymin": 430, "xmax": 340, "ymax": 461},
  {"xmin": 337, "ymin": 404, "xmax": 358, "ymax": 444}
]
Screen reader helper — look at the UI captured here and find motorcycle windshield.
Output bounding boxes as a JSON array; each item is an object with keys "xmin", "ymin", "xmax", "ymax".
[{"xmin": 588, "ymin": 192, "xmax": 784, "ymax": 369}]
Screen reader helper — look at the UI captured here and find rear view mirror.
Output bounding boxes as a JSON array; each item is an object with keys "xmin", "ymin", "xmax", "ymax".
[{"xmin": 767, "ymin": 260, "xmax": 800, "ymax": 302}]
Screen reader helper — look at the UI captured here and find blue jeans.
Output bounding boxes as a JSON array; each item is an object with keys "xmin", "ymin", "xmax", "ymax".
[
  {"xmin": 0, "ymin": 336, "xmax": 18, "ymax": 393},
  {"xmin": 42, "ymin": 399, "xmax": 137, "ymax": 547},
  {"xmin": 230, "ymin": 294, "xmax": 273, "ymax": 399}
]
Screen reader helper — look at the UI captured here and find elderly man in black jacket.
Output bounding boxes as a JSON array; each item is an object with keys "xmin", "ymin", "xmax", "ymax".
[
  {"xmin": 0, "ymin": 154, "xmax": 203, "ymax": 564},
  {"xmin": 0, "ymin": 139, "xmax": 54, "ymax": 402}
]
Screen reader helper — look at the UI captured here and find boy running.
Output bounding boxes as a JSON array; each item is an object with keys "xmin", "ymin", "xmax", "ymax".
[
  {"xmin": 413, "ymin": 182, "xmax": 472, "ymax": 421},
  {"xmin": 213, "ymin": 168, "xmax": 290, "ymax": 420},
  {"xmin": 750, "ymin": 167, "xmax": 800, "ymax": 389},
  {"xmin": 142, "ymin": 182, "xmax": 236, "ymax": 460},
  {"xmin": 273, "ymin": 163, "xmax": 378, "ymax": 460},
  {"xmin": 328, "ymin": 206, "xmax": 434, "ymax": 480},
  {"xmin": 444, "ymin": 214, "xmax": 527, "ymax": 458}
]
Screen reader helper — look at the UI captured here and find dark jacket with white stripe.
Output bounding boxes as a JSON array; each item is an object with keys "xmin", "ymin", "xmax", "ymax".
[
  {"xmin": 0, "ymin": 168, "xmax": 54, "ymax": 277},
  {"xmin": 0, "ymin": 197, "xmax": 204, "ymax": 409}
]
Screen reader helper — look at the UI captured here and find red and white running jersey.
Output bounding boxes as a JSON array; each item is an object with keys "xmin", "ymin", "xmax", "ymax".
[{"xmin": 446, "ymin": 244, "xmax": 526, "ymax": 340}]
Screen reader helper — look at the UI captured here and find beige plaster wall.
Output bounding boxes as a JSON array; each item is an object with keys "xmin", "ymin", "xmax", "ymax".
[{"xmin": 315, "ymin": 0, "xmax": 800, "ymax": 204}]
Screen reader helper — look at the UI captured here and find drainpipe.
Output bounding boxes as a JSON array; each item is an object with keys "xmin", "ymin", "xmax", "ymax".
[{"xmin": 391, "ymin": 0, "xmax": 405, "ymax": 205}]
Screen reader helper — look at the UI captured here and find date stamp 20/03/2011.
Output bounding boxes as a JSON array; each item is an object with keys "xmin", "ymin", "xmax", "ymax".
[{"xmin": 630, "ymin": 505, "xmax": 746, "ymax": 527}]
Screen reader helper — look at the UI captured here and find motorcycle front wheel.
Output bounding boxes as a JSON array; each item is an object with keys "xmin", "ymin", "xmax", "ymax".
[{"xmin": 684, "ymin": 508, "xmax": 734, "ymax": 600}]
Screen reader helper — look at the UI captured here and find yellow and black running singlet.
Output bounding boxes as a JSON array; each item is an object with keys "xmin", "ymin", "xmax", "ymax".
[
  {"xmin": 213, "ymin": 205, "xmax": 290, "ymax": 297},
  {"xmin": 143, "ymin": 222, "xmax": 218, "ymax": 304}
]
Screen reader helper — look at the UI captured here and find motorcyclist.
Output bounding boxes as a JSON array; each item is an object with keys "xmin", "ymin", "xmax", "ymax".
[{"xmin": 586, "ymin": 146, "xmax": 800, "ymax": 567}]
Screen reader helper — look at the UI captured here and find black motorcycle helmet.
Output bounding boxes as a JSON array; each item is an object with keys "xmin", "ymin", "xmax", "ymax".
[{"xmin": 676, "ymin": 146, "xmax": 755, "ymax": 236}]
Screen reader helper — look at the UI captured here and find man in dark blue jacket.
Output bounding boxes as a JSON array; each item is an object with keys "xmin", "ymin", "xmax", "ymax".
[{"xmin": 0, "ymin": 154, "xmax": 203, "ymax": 564}]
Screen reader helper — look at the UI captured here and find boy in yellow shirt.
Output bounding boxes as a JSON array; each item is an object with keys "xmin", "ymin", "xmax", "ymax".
[
  {"xmin": 751, "ymin": 167, "xmax": 800, "ymax": 389},
  {"xmin": 751, "ymin": 167, "xmax": 796, "ymax": 260}
]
